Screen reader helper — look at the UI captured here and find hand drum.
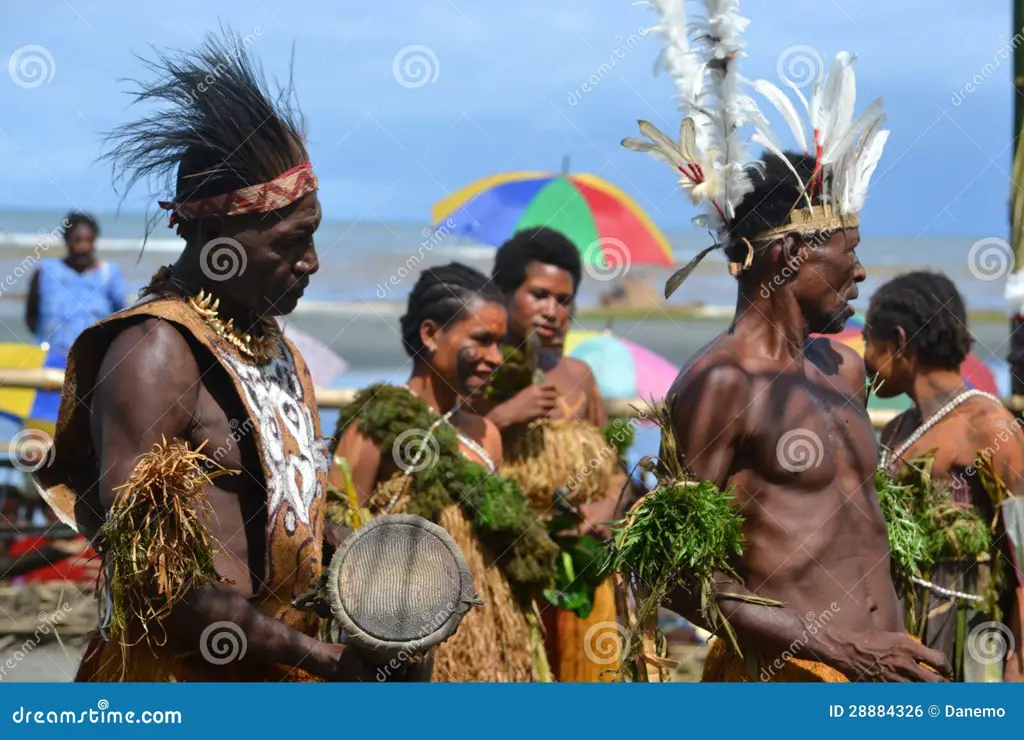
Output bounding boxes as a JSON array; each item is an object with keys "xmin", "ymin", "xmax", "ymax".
[{"xmin": 326, "ymin": 514, "xmax": 480, "ymax": 662}]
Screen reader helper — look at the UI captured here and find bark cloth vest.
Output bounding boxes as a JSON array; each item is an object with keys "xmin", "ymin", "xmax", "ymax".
[{"xmin": 35, "ymin": 296, "xmax": 327, "ymax": 681}]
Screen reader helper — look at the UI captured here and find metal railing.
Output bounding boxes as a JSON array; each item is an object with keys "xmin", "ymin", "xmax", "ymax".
[{"xmin": 2, "ymin": 367, "xmax": 1018, "ymax": 430}]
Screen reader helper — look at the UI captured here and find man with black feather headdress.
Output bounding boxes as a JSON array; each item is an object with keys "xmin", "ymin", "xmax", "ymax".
[{"xmin": 34, "ymin": 31, "xmax": 374, "ymax": 682}]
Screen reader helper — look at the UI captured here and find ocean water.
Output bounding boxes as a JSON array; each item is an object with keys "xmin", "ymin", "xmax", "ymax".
[{"xmin": 0, "ymin": 207, "xmax": 1012, "ymax": 312}]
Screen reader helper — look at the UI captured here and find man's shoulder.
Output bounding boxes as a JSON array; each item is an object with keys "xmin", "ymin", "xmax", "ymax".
[
  {"xmin": 671, "ymin": 347, "xmax": 752, "ymax": 406},
  {"xmin": 95, "ymin": 317, "xmax": 200, "ymax": 387}
]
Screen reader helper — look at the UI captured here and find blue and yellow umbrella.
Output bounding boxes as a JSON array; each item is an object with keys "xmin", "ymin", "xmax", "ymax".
[{"xmin": 0, "ymin": 342, "xmax": 63, "ymax": 437}]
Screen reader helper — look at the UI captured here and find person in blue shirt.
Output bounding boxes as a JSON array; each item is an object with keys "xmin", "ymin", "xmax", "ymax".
[{"xmin": 25, "ymin": 212, "xmax": 127, "ymax": 358}]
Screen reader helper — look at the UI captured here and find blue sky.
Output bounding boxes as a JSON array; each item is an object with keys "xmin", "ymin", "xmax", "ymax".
[{"xmin": 0, "ymin": 0, "xmax": 1015, "ymax": 236}]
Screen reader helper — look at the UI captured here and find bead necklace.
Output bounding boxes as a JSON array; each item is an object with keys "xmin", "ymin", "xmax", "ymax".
[{"xmin": 880, "ymin": 389, "xmax": 1002, "ymax": 469}]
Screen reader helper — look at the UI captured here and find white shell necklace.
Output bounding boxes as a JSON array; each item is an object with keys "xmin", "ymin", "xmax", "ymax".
[
  {"xmin": 400, "ymin": 383, "xmax": 495, "ymax": 473},
  {"xmin": 879, "ymin": 388, "xmax": 1002, "ymax": 469}
]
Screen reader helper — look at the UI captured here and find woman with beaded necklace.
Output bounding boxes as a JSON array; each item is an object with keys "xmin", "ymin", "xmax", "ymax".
[
  {"xmin": 864, "ymin": 271, "xmax": 1023, "ymax": 682},
  {"xmin": 328, "ymin": 263, "xmax": 560, "ymax": 682}
]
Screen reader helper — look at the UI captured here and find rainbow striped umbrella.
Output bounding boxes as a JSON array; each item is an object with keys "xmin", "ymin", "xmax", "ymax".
[{"xmin": 431, "ymin": 171, "xmax": 674, "ymax": 268}]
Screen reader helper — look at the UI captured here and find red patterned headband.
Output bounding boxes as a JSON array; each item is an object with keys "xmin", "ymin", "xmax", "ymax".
[{"xmin": 158, "ymin": 161, "xmax": 318, "ymax": 227}]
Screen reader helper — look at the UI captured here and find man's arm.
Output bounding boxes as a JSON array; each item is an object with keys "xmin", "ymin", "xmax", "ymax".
[
  {"xmin": 92, "ymin": 320, "xmax": 371, "ymax": 681},
  {"xmin": 25, "ymin": 270, "xmax": 40, "ymax": 336},
  {"xmin": 665, "ymin": 359, "xmax": 949, "ymax": 682}
]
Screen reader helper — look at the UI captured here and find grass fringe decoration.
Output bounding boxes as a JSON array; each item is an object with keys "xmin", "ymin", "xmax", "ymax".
[
  {"xmin": 600, "ymin": 402, "xmax": 781, "ymax": 681},
  {"xmin": 886, "ymin": 449, "xmax": 1010, "ymax": 633},
  {"xmin": 98, "ymin": 437, "xmax": 228, "ymax": 647},
  {"xmin": 874, "ymin": 467, "xmax": 930, "ymax": 592}
]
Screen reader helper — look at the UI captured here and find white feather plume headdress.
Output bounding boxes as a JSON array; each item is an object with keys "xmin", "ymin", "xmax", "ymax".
[{"xmin": 623, "ymin": 0, "xmax": 889, "ymax": 297}]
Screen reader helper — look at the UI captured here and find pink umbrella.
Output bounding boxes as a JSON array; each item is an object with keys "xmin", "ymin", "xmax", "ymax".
[{"xmin": 563, "ymin": 330, "xmax": 679, "ymax": 401}]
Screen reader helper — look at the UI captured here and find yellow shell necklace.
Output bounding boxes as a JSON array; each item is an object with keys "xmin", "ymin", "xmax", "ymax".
[{"xmin": 188, "ymin": 289, "xmax": 283, "ymax": 365}]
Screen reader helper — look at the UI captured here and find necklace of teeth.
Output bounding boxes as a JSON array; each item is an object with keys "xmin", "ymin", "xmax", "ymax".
[{"xmin": 188, "ymin": 290, "xmax": 283, "ymax": 365}]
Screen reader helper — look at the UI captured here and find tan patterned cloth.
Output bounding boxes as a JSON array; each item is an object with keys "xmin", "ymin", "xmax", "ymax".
[{"xmin": 36, "ymin": 296, "xmax": 327, "ymax": 681}]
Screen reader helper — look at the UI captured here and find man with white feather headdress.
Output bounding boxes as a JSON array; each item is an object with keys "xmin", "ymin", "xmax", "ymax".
[{"xmin": 606, "ymin": 0, "xmax": 953, "ymax": 682}]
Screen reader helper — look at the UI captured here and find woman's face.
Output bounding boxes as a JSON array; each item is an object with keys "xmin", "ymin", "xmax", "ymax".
[
  {"xmin": 65, "ymin": 224, "xmax": 97, "ymax": 263},
  {"xmin": 862, "ymin": 323, "xmax": 914, "ymax": 399},
  {"xmin": 421, "ymin": 298, "xmax": 507, "ymax": 396}
]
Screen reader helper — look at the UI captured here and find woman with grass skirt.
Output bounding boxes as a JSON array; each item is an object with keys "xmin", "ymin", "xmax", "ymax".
[
  {"xmin": 865, "ymin": 272, "xmax": 1024, "ymax": 682},
  {"xmin": 327, "ymin": 263, "xmax": 560, "ymax": 682},
  {"xmin": 475, "ymin": 228, "xmax": 629, "ymax": 682}
]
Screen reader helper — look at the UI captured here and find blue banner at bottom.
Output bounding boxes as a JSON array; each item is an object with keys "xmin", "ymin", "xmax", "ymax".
[{"xmin": 0, "ymin": 684, "xmax": 1016, "ymax": 739}]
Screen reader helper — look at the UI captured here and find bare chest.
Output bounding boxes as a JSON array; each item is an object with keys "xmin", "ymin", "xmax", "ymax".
[{"xmin": 743, "ymin": 373, "xmax": 877, "ymax": 490}]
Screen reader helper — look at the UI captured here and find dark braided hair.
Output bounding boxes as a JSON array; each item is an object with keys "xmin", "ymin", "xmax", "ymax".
[
  {"xmin": 492, "ymin": 227, "xmax": 582, "ymax": 295},
  {"xmin": 400, "ymin": 263, "xmax": 504, "ymax": 358},
  {"xmin": 725, "ymin": 151, "xmax": 822, "ymax": 266},
  {"xmin": 866, "ymin": 271, "xmax": 972, "ymax": 370}
]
